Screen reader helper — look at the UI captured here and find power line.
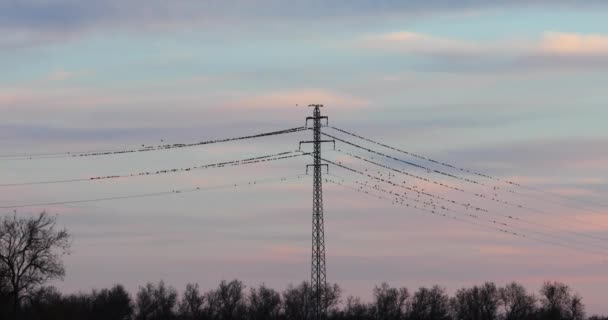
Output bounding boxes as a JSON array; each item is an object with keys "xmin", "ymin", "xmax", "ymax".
[
  {"xmin": 326, "ymin": 174, "xmax": 526, "ymax": 237},
  {"xmin": 505, "ymin": 184, "xmax": 608, "ymax": 216},
  {"xmin": 333, "ymin": 147, "xmax": 466, "ymax": 192},
  {"xmin": 327, "ymin": 172, "xmax": 608, "ymax": 252},
  {"xmin": 329, "ymin": 126, "xmax": 516, "ymax": 185},
  {"xmin": 322, "ymin": 131, "xmax": 503, "ymax": 191},
  {"xmin": 326, "ymin": 173, "xmax": 503, "ymax": 228},
  {"xmin": 321, "ymin": 157, "xmax": 490, "ymax": 214},
  {"xmin": 0, "ymin": 126, "xmax": 307, "ymax": 160},
  {"xmin": 329, "ymin": 126, "xmax": 608, "ymax": 212},
  {"xmin": 0, "ymin": 175, "xmax": 306, "ymax": 209},
  {"xmin": 325, "ymin": 135, "xmax": 608, "ymax": 232},
  {"xmin": 324, "ymin": 175, "xmax": 608, "ymax": 258},
  {"xmin": 0, "ymin": 151, "xmax": 304, "ymax": 187},
  {"xmin": 328, "ymin": 134, "xmax": 608, "ymax": 231},
  {"xmin": 334, "ymin": 148, "xmax": 538, "ymax": 219},
  {"xmin": 329, "ymin": 151, "xmax": 608, "ymax": 243}
]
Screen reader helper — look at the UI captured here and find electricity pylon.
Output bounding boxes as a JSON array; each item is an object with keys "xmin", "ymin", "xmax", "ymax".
[{"xmin": 300, "ymin": 104, "xmax": 334, "ymax": 320}]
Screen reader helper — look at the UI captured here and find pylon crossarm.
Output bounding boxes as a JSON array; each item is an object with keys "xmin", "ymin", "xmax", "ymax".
[
  {"xmin": 306, "ymin": 164, "xmax": 329, "ymax": 175},
  {"xmin": 299, "ymin": 140, "xmax": 335, "ymax": 151},
  {"xmin": 305, "ymin": 116, "xmax": 329, "ymax": 128}
]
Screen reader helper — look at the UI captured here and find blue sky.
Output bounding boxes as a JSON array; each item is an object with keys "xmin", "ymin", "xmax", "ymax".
[{"xmin": 2, "ymin": 0, "xmax": 608, "ymax": 315}]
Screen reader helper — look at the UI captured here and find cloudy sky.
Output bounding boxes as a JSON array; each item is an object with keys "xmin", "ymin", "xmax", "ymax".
[{"xmin": 2, "ymin": 0, "xmax": 608, "ymax": 314}]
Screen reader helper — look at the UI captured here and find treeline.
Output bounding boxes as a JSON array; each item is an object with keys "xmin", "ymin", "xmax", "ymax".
[
  {"xmin": 2, "ymin": 213, "xmax": 607, "ymax": 320},
  {"xmin": 2, "ymin": 279, "xmax": 607, "ymax": 320}
]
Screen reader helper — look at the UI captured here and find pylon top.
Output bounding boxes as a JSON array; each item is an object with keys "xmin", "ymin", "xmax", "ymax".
[{"xmin": 308, "ymin": 104, "xmax": 324, "ymax": 108}]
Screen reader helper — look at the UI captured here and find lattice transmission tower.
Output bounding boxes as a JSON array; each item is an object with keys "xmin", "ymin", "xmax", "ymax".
[{"xmin": 300, "ymin": 104, "xmax": 334, "ymax": 320}]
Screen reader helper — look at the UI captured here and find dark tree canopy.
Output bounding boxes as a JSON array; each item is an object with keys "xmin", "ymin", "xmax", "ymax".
[
  {"xmin": 205, "ymin": 279, "xmax": 246, "ymax": 320},
  {"xmin": 341, "ymin": 296, "xmax": 371, "ymax": 319},
  {"xmin": 282, "ymin": 282, "xmax": 313, "ymax": 320},
  {"xmin": 451, "ymin": 282, "xmax": 499, "ymax": 320},
  {"xmin": 90, "ymin": 285, "xmax": 133, "ymax": 320},
  {"xmin": 248, "ymin": 284, "xmax": 281, "ymax": 320},
  {"xmin": 0, "ymin": 212, "xmax": 71, "ymax": 319},
  {"xmin": 499, "ymin": 282, "xmax": 536, "ymax": 320},
  {"xmin": 178, "ymin": 283, "xmax": 205, "ymax": 320},
  {"xmin": 0, "ymin": 213, "xmax": 601, "ymax": 320},
  {"xmin": 0, "ymin": 279, "xmax": 603, "ymax": 320},
  {"xmin": 372, "ymin": 282, "xmax": 409, "ymax": 320},
  {"xmin": 135, "ymin": 280, "xmax": 178, "ymax": 320},
  {"xmin": 409, "ymin": 285, "xmax": 451, "ymax": 320},
  {"xmin": 281, "ymin": 281, "xmax": 342, "ymax": 320},
  {"xmin": 539, "ymin": 281, "xmax": 585, "ymax": 320}
]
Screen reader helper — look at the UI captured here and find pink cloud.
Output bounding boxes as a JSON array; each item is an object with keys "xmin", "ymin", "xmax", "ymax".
[
  {"xmin": 561, "ymin": 212, "xmax": 608, "ymax": 232},
  {"xmin": 361, "ymin": 31, "xmax": 492, "ymax": 56},
  {"xmin": 539, "ymin": 32, "xmax": 608, "ymax": 56},
  {"xmin": 547, "ymin": 187, "xmax": 597, "ymax": 197},
  {"xmin": 360, "ymin": 30, "xmax": 608, "ymax": 59},
  {"xmin": 268, "ymin": 245, "xmax": 308, "ymax": 256},
  {"xmin": 359, "ymin": 31, "xmax": 525, "ymax": 57}
]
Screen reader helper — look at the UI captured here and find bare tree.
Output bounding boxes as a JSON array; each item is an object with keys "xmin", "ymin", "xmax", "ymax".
[
  {"xmin": 282, "ymin": 282, "xmax": 313, "ymax": 320},
  {"xmin": 498, "ymin": 282, "xmax": 536, "ymax": 320},
  {"xmin": 136, "ymin": 280, "xmax": 178, "ymax": 320},
  {"xmin": 569, "ymin": 294, "xmax": 585, "ymax": 320},
  {"xmin": 538, "ymin": 281, "xmax": 585, "ymax": 320},
  {"xmin": 323, "ymin": 283, "xmax": 342, "ymax": 317},
  {"xmin": 205, "ymin": 279, "xmax": 246, "ymax": 320},
  {"xmin": 371, "ymin": 282, "xmax": 408, "ymax": 320},
  {"xmin": 0, "ymin": 211, "xmax": 71, "ymax": 319},
  {"xmin": 281, "ymin": 281, "xmax": 341, "ymax": 320},
  {"xmin": 342, "ymin": 296, "xmax": 372, "ymax": 319},
  {"xmin": 248, "ymin": 284, "xmax": 281, "ymax": 320},
  {"xmin": 408, "ymin": 285, "xmax": 451, "ymax": 320},
  {"xmin": 91, "ymin": 284, "xmax": 133, "ymax": 320},
  {"xmin": 178, "ymin": 283, "xmax": 206, "ymax": 320},
  {"xmin": 451, "ymin": 282, "xmax": 499, "ymax": 320}
]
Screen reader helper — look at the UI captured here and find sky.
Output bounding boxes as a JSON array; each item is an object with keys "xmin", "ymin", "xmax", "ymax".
[{"xmin": 2, "ymin": 0, "xmax": 608, "ymax": 315}]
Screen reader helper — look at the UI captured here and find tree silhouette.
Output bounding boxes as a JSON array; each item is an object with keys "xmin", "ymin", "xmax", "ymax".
[
  {"xmin": 247, "ymin": 284, "xmax": 281, "ymax": 320},
  {"xmin": 0, "ymin": 273, "xmax": 10, "ymax": 319},
  {"xmin": 0, "ymin": 212, "xmax": 71, "ymax": 319},
  {"xmin": 178, "ymin": 283, "xmax": 206, "ymax": 320},
  {"xmin": 371, "ymin": 282, "xmax": 408, "ymax": 320},
  {"xmin": 91, "ymin": 284, "xmax": 133, "ymax": 320},
  {"xmin": 281, "ymin": 281, "xmax": 341, "ymax": 320},
  {"xmin": 136, "ymin": 281, "xmax": 178, "ymax": 320},
  {"xmin": 451, "ymin": 282, "xmax": 499, "ymax": 320},
  {"xmin": 570, "ymin": 294, "xmax": 586, "ymax": 320},
  {"xmin": 205, "ymin": 279, "xmax": 246, "ymax": 320},
  {"xmin": 325, "ymin": 283, "xmax": 342, "ymax": 316},
  {"xmin": 282, "ymin": 282, "xmax": 313, "ymax": 320},
  {"xmin": 22, "ymin": 286, "xmax": 78, "ymax": 319},
  {"xmin": 3, "ymin": 212, "xmax": 603, "ymax": 319},
  {"xmin": 4, "ymin": 279, "xmax": 606, "ymax": 320},
  {"xmin": 341, "ymin": 296, "xmax": 371, "ymax": 320},
  {"xmin": 408, "ymin": 286, "xmax": 450, "ymax": 320},
  {"xmin": 539, "ymin": 281, "xmax": 585, "ymax": 320},
  {"xmin": 498, "ymin": 282, "xmax": 536, "ymax": 320}
]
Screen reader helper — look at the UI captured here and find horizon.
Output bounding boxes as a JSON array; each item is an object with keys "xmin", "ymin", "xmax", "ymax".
[{"xmin": 2, "ymin": 1, "xmax": 608, "ymax": 317}]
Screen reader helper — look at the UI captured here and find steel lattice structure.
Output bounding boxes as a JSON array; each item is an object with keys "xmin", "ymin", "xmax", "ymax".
[{"xmin": 300, "ymin": 104, "xmax": 334, "ymax": 320}]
